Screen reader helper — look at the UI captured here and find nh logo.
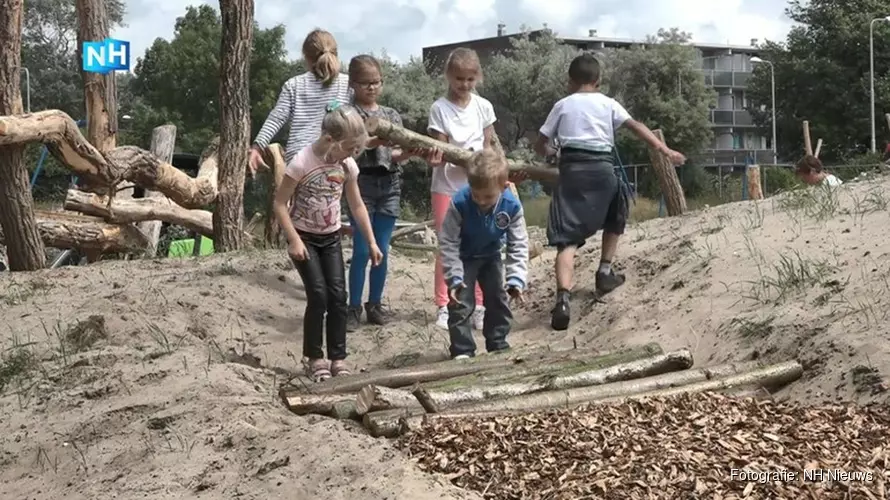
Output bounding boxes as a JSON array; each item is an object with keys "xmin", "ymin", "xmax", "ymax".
[{"xmin": 82, "ymin": 38, "xmax": 130, "ymax": 74}]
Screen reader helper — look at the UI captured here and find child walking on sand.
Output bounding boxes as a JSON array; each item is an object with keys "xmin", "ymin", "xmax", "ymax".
[
  {"xmin": 249, "ymin": 28, "xmax": 352, "ymax": 172},
  {"xmin": 428, "ymin": 47, "xmax": 518, "ymax": 331},
  {"xmin": 535, "ymin": 53, "xmax": 686, "ymax": 331},
  {"xmin": 272, "ymin": 102, "xmax": 383, "ymax": 382},
  {"xmin": 345, "ymin": 54, "xmax": 425, "ymax": 330},
  {"xmin": 439, "ymin": 148, "xmax": 529, "ymax": 359}
]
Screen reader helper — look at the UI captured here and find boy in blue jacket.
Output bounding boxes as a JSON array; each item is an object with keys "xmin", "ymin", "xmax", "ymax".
[{"xmin": 438, "ymin": 148, "xmax": 530, "ymax": 359}]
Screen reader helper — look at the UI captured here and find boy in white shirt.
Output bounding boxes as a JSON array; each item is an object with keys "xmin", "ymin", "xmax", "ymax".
[{"xmin": 535, "ymin": 53, "xmax": 686, "ymax": 331}]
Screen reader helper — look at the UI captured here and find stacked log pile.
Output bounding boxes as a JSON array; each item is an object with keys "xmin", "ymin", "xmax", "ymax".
[{"xmin": 279, "ymin": 342, "xmax": 805, "ymax": 440}]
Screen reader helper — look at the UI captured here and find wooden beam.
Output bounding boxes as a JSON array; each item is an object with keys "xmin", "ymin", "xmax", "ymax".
[
  {"xmin": 647, "ymin": 129, "xmax": 687, "ymax": 216},
  {"xmin": 137, "ymin": 124, "xmax": 177, "ymax": 255}
]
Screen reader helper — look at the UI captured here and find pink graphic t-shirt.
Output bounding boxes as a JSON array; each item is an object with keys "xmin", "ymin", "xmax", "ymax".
[{"xmin": 284, "ymin": 144, "xmax": 359, "ymax": 235}]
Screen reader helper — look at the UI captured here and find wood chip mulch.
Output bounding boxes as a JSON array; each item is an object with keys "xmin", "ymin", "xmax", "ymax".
[{"xmin": 399, "ymin": 392, "xmax": 889, "ymax": 499}]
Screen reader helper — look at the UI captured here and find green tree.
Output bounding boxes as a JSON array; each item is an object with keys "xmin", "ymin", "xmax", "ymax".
[
  {"xmin": 481, "ymin": 28, "xmax": 581, "ymax": 148},
  {"xmin": 602, "ymin": 28, "xmax": 716, "ymax": 166},
  {"xmin": 745, "ymin": 0, "xmax": 890, "ymax": 162},
  {"xmin": 130, "ymin": 4, "xmax": 300, "ymax": 153}
]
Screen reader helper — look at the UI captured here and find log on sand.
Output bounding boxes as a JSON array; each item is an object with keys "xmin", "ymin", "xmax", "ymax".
[
  {"xmin": 299, "ymin": 342, "xmax": 664, "ymax": 397},
  {"xmin": 746, "ymin": 164, "xmax": 763, "ymax": 200},
  {"xmin": 354, "ymin": 346, "xmax": 685, "ymax": 416},
  {"xmin": 280, "ymin": 393, "xmax": 360, "ymax": 420},
  {"xmin": 64, "ymin": 189, "xmax": 214, "ymax": 237},
  {"xmin": 0, "ymin": 209, "xmax": 149, "ymax": 253},
  {"xmin": 363, "ymin": 360, "xmax": 792, "ymax": 438},
  {"xmin": 364, "ymin": 117, "xmax": 559, "ymax": 185},
  {"xmin": 0, "ymin": 110, "xmax": 218, "ymax": 206}
]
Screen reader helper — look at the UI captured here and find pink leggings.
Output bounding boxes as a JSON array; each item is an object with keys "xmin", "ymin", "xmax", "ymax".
[{"xmin": 432, "ymin": 192, "xmax": 484, "ymax": 308}]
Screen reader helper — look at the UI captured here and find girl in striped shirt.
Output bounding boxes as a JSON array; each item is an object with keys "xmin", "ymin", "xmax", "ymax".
[{"xmin": 249, "ymin": 28, "xmax": 353, "ymax": 172}]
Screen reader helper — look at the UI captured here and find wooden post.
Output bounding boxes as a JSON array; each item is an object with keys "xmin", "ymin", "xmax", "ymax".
[
  {"xmin": 814, "ymin": 138, "xmax": 823, "ymax": 158},
  {"xmin": 137, "ymin": 124, "xmax": 177, "ymax": 256},
  {"xmin": 802, "ymin": 120, "xmax": 813, "ymax": 156},
  {"xmin": 214, "ymin": 0, "xmax": 254, "ymax": 252},
  {"xmin": 0, "ymin": 0, "xmax": 45, "ymax": 270},
  {"xmin": 746, "ymin": 165, "xmax": 763, "ymax": 200},
  {"xmin": 646, "ymin": 129, "xmax": 686, "ymax": 216}
]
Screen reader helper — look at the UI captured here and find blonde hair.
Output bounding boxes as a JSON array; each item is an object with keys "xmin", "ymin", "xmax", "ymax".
[
  {"xmin": 445, "ymin": 47, "xmax": 483, "ymax": 82},
  {"xmin": 467, "ymin": 148, "xmax": 508, "ymax": 188},
  {"xmin": 303, "ymin": 28, "xmax": 340, "ymax": 86},
  {"xmin": 321, "ymin": 102, "xmax": 368, "ymax": 146}
]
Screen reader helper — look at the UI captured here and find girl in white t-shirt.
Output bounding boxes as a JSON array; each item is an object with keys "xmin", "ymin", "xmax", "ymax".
[
  {"xmin": 426, "ymin": 48, "xmax": 499, "ymax": 331},
  {"xmin": 795, "ymin": 154, "xmax": 843, "ymax": 187}
]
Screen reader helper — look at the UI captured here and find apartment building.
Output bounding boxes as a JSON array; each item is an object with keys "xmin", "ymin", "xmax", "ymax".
[{"xmin": 421, "ymin": 26, "xmax": 771, "ymax": 166}]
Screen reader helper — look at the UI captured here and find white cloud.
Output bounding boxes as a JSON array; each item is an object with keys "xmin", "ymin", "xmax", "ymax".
[{"xmin": 112, "ymin": 0, "xmax": 794, "ymax": 67}]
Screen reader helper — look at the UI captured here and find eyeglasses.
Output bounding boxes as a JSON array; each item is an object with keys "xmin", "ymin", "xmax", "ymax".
[{"xmin": 356, "ymin": 80, "xmax": 383, "ymax": 90}]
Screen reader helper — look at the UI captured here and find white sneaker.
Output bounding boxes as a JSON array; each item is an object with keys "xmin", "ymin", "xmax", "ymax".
[
  {"xmin": 472, "ymin": 306, "xmax": 485, "ymax": 330},
  {"xmin": 435, "ymin": 306, "xmax": 449, "ymax": 330},
  {"xmin": 453, "ymin": 354, "xmax": 471, "ymax": 360}
]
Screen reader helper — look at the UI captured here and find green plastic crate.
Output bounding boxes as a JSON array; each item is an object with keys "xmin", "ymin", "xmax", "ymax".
[{"xmin": 167, "ymin": 237, "xmax": 215, "ymax": 258}]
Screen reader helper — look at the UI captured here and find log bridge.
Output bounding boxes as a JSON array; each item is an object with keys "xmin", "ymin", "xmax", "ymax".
[{"xmin": 278, "ymin": 342, "xmax": 804, "ymax": 438}]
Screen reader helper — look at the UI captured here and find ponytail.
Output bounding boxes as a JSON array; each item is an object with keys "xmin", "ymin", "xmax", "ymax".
[{"xmin": 314, "ymin": 51, "xmax": 340, "ymax": 86}]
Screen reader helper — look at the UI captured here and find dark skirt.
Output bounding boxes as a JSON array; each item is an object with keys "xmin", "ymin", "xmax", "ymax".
[{"xmin": 546, "ymin": 148, "xmax": 630, "ymax": 249}]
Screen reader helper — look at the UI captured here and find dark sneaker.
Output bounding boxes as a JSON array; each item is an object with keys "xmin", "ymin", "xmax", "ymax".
[
  {"xmin": 550, "ymin": 295, "xmax": 571, "ymax": 331},
  {"xmin": 365, "ymin": 302, "xmax": 388, "ymax": 326},
  {"xmin": 595, "ymin": 269, "xmax": 626, "ymax": 295},
  {"xmin": 346, "ymin": 306, "xmax": 362, "ymax": 332}
]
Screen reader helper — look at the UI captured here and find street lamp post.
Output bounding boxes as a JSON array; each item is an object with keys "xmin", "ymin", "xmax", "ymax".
[
  {"xmin": 750, "ymin": 57, "xmax": 777, "ymax": 164},
  {"xmin": 870, "ymin": 16, "xmax": 890, "ymax": 153}
]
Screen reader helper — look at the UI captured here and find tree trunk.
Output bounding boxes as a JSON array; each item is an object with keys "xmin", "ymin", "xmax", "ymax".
[
  {"xmin": 137, "ymin": 124, "xmax": 177, "ymax": 255},
  {"xmin": 64, "ymin": 189, "xmax": 214, "ymax": 236},
  {"xmin": 362, "ymin": 360, "xmax": 799, "ymax": 438},
  {"xmin": 647, "ymin": 129, "xmax": 686, "ymax": 216},
  {"xmin": 364, "ymin": 117, "xmax": 559, "ymax": 185},
  {"xmin": 0, "ymin": 0, "xmax": 45, "ymax": 271},
  {"xmin": 75, "ymin": 0, "xmax": 116, "ymax": 154},
  {"xmin": 214, "ymin": 0, "xmax": 254, "ymax": 252},
  {"xmin": 355, "ymin": 385, "xmax": 425, "ymax": 415},
  {"xmin": 357, "ymin": 349, "xmax": 692, "ymax": 415},
  {"xmin": 295, "ymin": 343, "xmax": 663, "ymax": 396},
  {"xmin": 1, "ymin": 110, "xmax": 218, "ymax": 206}
]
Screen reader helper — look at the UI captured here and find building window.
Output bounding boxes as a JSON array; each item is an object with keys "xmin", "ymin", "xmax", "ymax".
[{"xmin": 733, "ymin": 134, "xmax": 743, "ymax": 149}]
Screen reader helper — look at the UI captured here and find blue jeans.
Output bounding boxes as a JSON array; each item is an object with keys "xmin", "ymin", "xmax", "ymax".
[
  {"xmin": 348, "ymin": 212, "xmax": 397, "ymax": 307},
  {"xmin": 447, "ymin": 255, "xmax": 512, "ymax": 358}
]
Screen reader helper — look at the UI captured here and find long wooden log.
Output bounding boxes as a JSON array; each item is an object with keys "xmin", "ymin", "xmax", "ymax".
[
  {"xmin": 0, "ymin": 110, "xmax": 218, "ymax": 207},
  {"xmin": 362, "ymin": 360, "xmax": 766, "ymax": 437},
  {"xmin": 138, "ymin": 124, "xmax": 177, "ymax": 255},
  {"xmin": 364, "ymin": 117, "xmax": 559, "ymax": 184},
  {"xmin": 64, "ymin": 189, "xmax": 214, "ymax": 236},
  {"xmin": 357, "ymin": 349, "xmax": 692, "ymax": 415},
  {"xmin": 746, "ymin": 165, "xmax": 763, "ymax": 200},
  {"xmin": 0, "ymin": 209, "xmax": 149, "ymax": 253},
  {"xmin": 294, "ymin": 343, "xmax": 663, "ymax": 396},
  {"xmin": 352, "ymin": 343, "xmax": 665, "ymax": 415},
  {"xmin": 647, "ymin": 129, "xmax": 686, "ymax": 216},
  {"xmin": 802, "ymin": 120, "xmax": 813, "ymax": 156}
]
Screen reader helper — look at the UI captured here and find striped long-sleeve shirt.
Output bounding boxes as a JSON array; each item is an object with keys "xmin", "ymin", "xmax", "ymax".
[{"xmin": 253, "ymin": 71, "xmax": 353, "ymax": 163}]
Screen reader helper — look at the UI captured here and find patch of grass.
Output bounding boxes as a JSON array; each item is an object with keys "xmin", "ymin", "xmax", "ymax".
[
  {"xmin": 775, "ymin": 184, "xmax": 842, "ymax": 222},
  {"xmin": 0, "ymin": 341, "xmax": 38, "ymax": 393},
  {"xmin": 730, "ymin": 315, "xmax": 776, "ymax": 339},
  {"xmin": 745, "ymin": 250, "xmax": 838, "ymax": 304},
  {"xmin": 521, "ymin": 196, "xmax": 550, "ymax": 228}
]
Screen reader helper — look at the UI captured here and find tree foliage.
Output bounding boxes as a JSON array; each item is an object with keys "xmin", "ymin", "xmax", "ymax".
[
  {"xmin": 746, "ymin": 0, "xmax": 890, "ymax": 161},
  {"xmin": 601, "ymin": 28, "xmax": 716, "ymax": 165}
]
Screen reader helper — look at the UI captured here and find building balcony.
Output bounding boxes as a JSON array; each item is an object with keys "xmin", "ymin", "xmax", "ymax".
[
  {"xmin": 701, "ymin": 70, "xmax": 751, "ymax": 88},
  {"xmin": 709, "ymin": 109, "xmax": 755, "ymax": 127}
]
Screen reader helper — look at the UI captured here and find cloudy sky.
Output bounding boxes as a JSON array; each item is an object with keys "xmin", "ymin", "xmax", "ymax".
[{"xmin": 113, "ymin": 0, "xmax": 796, "ymax": 64}]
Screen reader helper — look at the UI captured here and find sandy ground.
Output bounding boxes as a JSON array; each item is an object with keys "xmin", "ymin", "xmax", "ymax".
[{"xmin": 2, "ymin": 174, "xmax": 889, "ymax": 499}]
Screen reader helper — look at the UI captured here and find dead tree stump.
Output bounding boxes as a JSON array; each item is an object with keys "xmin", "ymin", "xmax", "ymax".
[{"xmin": 646, "ymin": 129, "xmax": 687, "ymax": 216}]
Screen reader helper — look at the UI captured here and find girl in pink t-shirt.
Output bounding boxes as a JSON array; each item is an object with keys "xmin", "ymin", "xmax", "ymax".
[{"xmin": 273, "ymin": 102, "xmax": 383, "ymax": 382}]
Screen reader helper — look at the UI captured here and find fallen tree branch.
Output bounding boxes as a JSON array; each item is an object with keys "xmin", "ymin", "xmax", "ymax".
[
  {"xmin": 64, "ymin": 189, "xmax": 214, "ymax": 237},
  {"xmin": 364, "ymin": 117, "xmax": 559, "ymax": 184},
  {"xmin": 0, "ymin": 209, "xmax": 149, "ymax": 253},
  {"xmin": 0, "ymin": 110, "xmax": 218, "ymax": 206}
]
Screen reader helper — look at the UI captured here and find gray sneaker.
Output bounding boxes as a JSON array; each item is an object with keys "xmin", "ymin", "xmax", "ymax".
[
  {"xmin": 365, "ymin": 302, "xmax": 388, "ymax": 325},
  {"xmin": 346, "ymin": 306, "xmax": 362, "ymax": 332}
]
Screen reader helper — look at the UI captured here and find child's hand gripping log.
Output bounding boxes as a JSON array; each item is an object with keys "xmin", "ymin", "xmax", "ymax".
[{"xmin": 507, "ymin": 286, "xmax": 525, "ymax": 305}]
